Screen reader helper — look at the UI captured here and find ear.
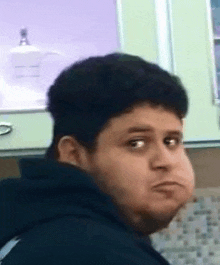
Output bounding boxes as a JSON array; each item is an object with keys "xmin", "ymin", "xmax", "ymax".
[{"xmin": 57, "ymin": 136, "xmax": 83, "ymax": 167}]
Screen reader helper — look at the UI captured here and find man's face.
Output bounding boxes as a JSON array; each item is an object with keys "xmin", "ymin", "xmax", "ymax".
[
  {"xmin": 58, "ymin": 104, "xmax": 194, "ymax": 235},
  {"xmin": 84, "ymin": 104, "xmax": 194, "ymax": 235}
]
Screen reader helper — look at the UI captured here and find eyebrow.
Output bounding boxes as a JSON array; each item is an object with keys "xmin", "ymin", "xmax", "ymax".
[{"xmin": 127, "ymin": 126, "xmax": 183, "ymax": 138}]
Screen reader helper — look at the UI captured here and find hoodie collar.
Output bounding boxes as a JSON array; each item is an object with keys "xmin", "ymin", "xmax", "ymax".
[{"xmin": 0, "ymin": 158, "xmax": 151, "ymax": 248}]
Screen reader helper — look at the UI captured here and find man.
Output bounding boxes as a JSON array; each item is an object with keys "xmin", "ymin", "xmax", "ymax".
[{"xmin": 0, "ymin": 53, "xmax": 194, "ymax": 264}]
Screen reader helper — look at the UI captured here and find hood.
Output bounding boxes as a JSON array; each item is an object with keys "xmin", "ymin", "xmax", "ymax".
[{"xmin": 0, "ymin": 158, "xmax": 151, "ymax": 248}]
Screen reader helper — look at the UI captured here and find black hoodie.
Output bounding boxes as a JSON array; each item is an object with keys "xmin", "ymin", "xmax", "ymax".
[{"xmin": 0, "ymin": 158, "xmax": 170, "ymax": 265}]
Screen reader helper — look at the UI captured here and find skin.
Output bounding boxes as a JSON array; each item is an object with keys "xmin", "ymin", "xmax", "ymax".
[{"xmin": 58, "ymin": 104, "xmax": 195, "ymax": 235}]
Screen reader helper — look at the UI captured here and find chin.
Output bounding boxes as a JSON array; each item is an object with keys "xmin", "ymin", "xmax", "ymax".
[
  {"xmin": 144, "ymin": 217, "xmax": 174, "ymax": 235},
  {"xmin": 131, "ymin": 206, "xmax": 180, "ymax": 235},
  {"xmin": 133, "ymin": 216, "xmax": 174, "ymax": 236}
]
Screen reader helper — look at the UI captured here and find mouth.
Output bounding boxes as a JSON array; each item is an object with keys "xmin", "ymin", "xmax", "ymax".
[
  {"xmin": 152, "ymin": 182, "xmax": 182, "ymax": 199},
  {"xmin": 153, "ymin": 181, "xmax": 182, "ymax": 189},
  {"xmin": 154, "ymin": 181, "xmax": 180, "ymax": 188},
  {"xmin": 152, "ymin": 181, "xmax": 188, "ymax": 201}
]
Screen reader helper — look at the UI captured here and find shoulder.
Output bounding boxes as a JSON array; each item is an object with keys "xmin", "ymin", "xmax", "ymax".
[
  {"xmin": 17, "ymin": 216, "xmax": 137, "ymax": 251},
  {"xmin": 1, "ymin": 216, "xmax": 165, "ymax": 265}
]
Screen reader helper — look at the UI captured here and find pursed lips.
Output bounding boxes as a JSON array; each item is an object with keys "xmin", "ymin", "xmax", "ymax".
[
  {"xmin": 152, "ymin": 181, "xmax": 186, "ymax": 199},
  {"xmin": 153, "ymin": 181, "xmax": 183, "ymax": 188}
]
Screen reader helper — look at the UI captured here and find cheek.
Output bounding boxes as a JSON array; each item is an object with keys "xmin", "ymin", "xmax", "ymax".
[
  {"xmin": 177, "ymin": 152, "xmax": 195, "ymax": 192},
  {"xmin": 93, "ymin": 149, "xmax": 149, "ymax": 194}
]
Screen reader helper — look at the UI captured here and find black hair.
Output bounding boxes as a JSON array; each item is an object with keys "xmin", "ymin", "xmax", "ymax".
[{"xmin": 45, "ymin": 52, "xmax": 188, "ymax": 160}]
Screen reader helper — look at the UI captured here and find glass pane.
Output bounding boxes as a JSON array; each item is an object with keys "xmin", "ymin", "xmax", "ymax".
[
  {"xmin": 212, "ymin": 2, "xmax": 220, "ymax": 35},
  {"xmin": 0, "ymin": 0, "xmax": 120, "ymax": 112},
  {"xmin": 211, "ymin": 0, "xmax": 220, "ymax": 8},
  {"xmin": 212, "ymin": 0, "xmax": 220, "ymax": 99},
  {"xmin": 214, "ymin": 43, "xmax": 220, "ymax": 97}
]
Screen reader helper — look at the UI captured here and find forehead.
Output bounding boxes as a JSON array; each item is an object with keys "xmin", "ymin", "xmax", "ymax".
[{"xmin": 104, "ymin": 105, "xmax": 183, "ymax": 137}]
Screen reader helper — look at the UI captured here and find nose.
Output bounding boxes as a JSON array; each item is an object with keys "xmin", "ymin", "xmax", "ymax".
[{"xmin": 150, "ymin": 143, "xmax": 176, "ymax": 171}]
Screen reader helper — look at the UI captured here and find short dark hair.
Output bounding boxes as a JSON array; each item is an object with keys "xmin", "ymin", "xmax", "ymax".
[{"xmin": 45, "ymin": 52, "xmax": 188, "ymax": 160}]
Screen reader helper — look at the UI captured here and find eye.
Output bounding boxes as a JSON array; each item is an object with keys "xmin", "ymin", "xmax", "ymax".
[
  {"xmin": 128, "ymin": 139, "xmax": 146, "ymax": 149},
  {"xmin": 164, "ymin": 137, "xmax": 182, "ymax": 148}
]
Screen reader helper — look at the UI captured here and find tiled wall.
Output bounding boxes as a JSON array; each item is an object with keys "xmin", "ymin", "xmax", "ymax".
[{"xmin": 150, "ymin": 190, "xmax": 220, "ymax": 265}]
